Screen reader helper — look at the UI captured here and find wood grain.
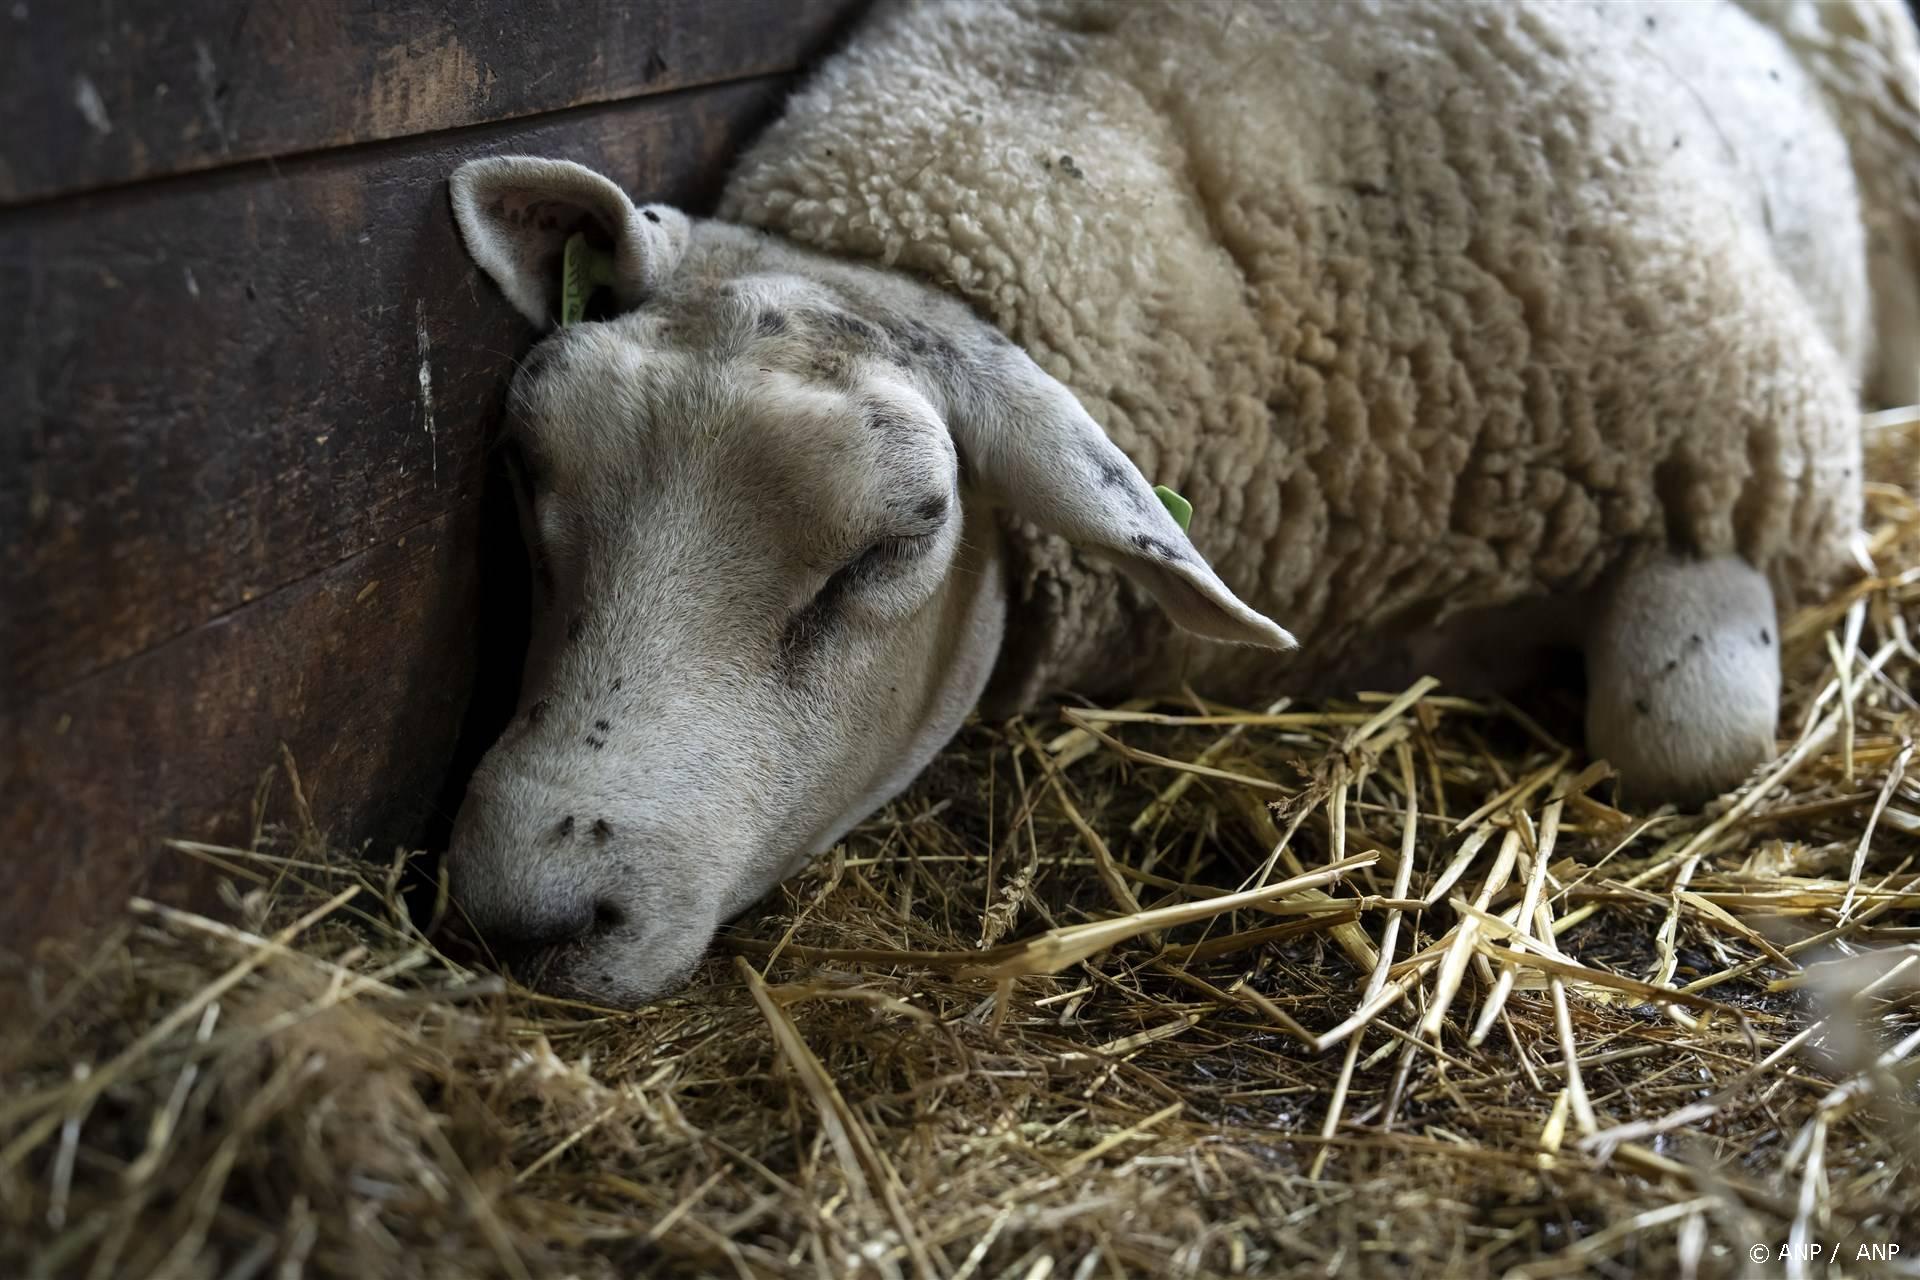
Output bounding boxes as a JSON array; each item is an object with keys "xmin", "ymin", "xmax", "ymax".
[
  {"xmin": 0, "ymin": 0, "xmax": 866, "ymax": 205},
  {"xmin": 2, "ymin": 76, "xmax": 788, "ymax": 712},
  {"xmin": 2, "ymin": 66, "xmax": 819, "ymax": 944},
  {"xmin": 0, "ymin": 506, "xmax": 494, "ymax": 940}
]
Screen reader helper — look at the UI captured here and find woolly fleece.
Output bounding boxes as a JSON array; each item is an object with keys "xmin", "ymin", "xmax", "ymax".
[{"xmin": 718, "ymin": 0, "xmax": 1912, "ymax": 706}]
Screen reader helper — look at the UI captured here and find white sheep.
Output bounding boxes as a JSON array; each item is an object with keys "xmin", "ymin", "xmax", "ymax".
[{"xmin": 444, "ymin": 0, "xmax": 1920, "ymax": 1005}]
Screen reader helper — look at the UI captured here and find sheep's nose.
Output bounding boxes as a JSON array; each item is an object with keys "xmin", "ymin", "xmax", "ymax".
[
  {"xmin": 447, "ymin": 848, "xmax": 624, "ymax": 964},
  {"xmin": 457, "ymin": 881, "xmax": 588, "ymax": 955}
]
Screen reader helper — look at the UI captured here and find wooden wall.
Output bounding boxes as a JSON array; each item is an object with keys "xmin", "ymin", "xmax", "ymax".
[{"xmin": 1, "ymin": 1, "xmax": 867, "ymax": 945}]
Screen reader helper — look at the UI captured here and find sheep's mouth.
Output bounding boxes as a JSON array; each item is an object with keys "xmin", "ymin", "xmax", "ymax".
[{"xmin": 496, "ymin": 917, "xmax": 627, "ymax": 999}]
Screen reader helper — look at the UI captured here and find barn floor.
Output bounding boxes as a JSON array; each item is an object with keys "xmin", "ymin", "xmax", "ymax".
[{"xmin": 5, "ymin": 411, "xmax": 1919, "ymax": 1279}]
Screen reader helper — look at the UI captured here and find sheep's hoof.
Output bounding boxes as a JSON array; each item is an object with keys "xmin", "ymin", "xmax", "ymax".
[{"xmin": 1583, "ymin": 554, "xmax": 1780, "ymax": 808}]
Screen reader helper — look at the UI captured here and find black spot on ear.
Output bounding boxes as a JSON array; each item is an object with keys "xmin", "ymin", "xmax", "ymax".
[
  {"xmin": 756, "ymin": 309, "xmax": 788, "ymax": 336},
  {"xmin": 527, "ymin": 699, "xmax": 550, "ymax": 725},
  {"xmin": 1758, "ymin": 628, "xmax": 1771, "ymax": 646},
  {"xmin": 1096, "ymin": 459, "xmax": 1130, "ymax": 489},
  {"xmin": 585, "ymin": 736, "xmax": 606, "ymax": 750},
  {"xmin": 591, "ymin": 819, "xmax": 612, "ymax": 841},
  {"xmin": 642, "ymin": 208, "xmax": 661, "ymax": 224},
  {"xmin": 568, "ymin": 614, "xmax": 585, "ymax": 641},
  {"xmin": 1130, "ymin": 533, "xmax": 1182, "ymax": 562},
  {"xmin": 556, "ymin": 815, "xmax": 575, "ymax": 839}
]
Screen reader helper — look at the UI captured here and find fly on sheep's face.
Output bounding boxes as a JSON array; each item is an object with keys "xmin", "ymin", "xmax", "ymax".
[{"xmin": 442, "ymin": 157, "xmax": 1292, "ymax": 1006}]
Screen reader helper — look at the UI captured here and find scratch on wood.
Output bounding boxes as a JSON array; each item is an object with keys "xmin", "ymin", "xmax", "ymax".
[
  {"xmin": 193, "ymin": 39, "xmax": 230, "ymax": 153},
  {"xmin": 415, "ymin": 297, "xmax": 436, "ymax": 484}
]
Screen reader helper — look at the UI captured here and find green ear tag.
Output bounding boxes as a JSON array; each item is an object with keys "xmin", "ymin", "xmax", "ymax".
[
  {"xmin": 560, "ymin": 231, "xmax": 619, "ymax": 326},
  {"xmin": 1153, "ymin": 484, "xmax": 1193, "ymax": 532}
]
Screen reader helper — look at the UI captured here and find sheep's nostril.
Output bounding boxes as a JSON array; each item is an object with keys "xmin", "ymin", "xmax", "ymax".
[{"xmin": 593, "ymin": 899, "xmax": 626, "ymax": 932}]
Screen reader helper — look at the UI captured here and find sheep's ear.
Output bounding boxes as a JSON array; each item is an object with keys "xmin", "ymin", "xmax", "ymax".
[
  {"xmin": 944, "ymin": 340, "xmax": 1296, "ymax": 650},
  {"xmin": 449, "ymin": 156, "xmax": 690, "ymax": 329}
]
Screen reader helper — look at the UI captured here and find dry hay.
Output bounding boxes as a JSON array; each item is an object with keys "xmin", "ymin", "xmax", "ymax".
[{"xmin": 5, "ymin": 410, "xmax": 1920, "ymax": 1280}]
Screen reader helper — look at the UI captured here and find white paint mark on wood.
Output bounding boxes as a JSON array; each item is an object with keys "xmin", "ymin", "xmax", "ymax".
[
  {"xmin": 73, "ymin": 75, "xmax": 111, "ymax": 134},
  {"xmin": 416, "ymin": 298, "xmax": 437, "ymax": 484}
]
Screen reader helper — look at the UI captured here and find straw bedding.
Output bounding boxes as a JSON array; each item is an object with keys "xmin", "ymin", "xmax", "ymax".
[{"xmin": 4, "ymin": 409, "xmax": 1918, "ymax": 1278}]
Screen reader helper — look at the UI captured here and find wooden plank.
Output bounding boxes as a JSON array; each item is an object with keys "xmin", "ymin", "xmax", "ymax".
[
  {"xmin": 0, "ymin": 504, "xmax": 522, "ymax": 946},
  {"xmin": 1, "ymin": 74, "xmax": 790, "ymax": 711},
  {"xmin": 0, "ymin": 0, "xmax": 866, "ymax": 205}
]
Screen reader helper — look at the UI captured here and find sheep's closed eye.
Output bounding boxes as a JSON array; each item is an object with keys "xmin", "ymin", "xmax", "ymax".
[
  {"xmin": 777, "ymin": 522, "xmax": 945, "ymax": 676},
  {"xmin": 810, "ymin": 533, "xmax": 932, "ymax": 607}
]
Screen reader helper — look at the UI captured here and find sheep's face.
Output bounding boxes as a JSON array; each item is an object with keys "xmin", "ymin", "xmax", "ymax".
[
  {"xmin": 445, "ymin": 156, "xmax": 1292, "ymax": 1006},
  {"xmin": 449, "ymin": 300, "xmax": 1010, "ymax": 1006}
]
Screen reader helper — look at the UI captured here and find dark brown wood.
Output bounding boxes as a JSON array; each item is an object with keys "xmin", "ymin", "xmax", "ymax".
[
  {"xmin": 1, "ymin": 75, "xmax": 789, "ymax": 712},
  {"xmin": 0, "ymin": 506, "xmax": 491, "ymax": 940},
  {"xmin": 0, "ymin": 0, "xmax": 866, "ymax": 206},
  {"xmin": 0, "ymin": 68, "xmax": 820, "ymax": 946}
]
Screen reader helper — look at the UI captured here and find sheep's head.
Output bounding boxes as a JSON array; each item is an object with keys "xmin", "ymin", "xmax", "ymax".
[{"xmin": 443, "ymin": 157, "xmax": 1293, "ymax": 1006}]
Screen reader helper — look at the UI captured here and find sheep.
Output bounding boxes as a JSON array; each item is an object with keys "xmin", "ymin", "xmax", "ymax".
[{"xmin": 443, "ymin": 0, "xmax": 1920, "ymax": 1006}]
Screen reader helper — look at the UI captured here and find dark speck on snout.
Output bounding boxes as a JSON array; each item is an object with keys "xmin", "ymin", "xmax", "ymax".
[
  {"xmin": 1130, "ymin": 533, "xmax": 1182, "ymax": 562},
  {"xmin": 594, "ymin": 719, "xmax": 611, "ymax": 732},
  {"xmin": 556, "ymin": 815, "xmax": 575, "ymax": 839},
  {"xmin": 756, "ymin": 309, "xmax": 788, "ymax": 336},
  {"xmin": 912, "ymin": 493, "xmax": 949, "ymax": 523},
  {"xmin": 642, "ymin": 209, "xmax": 660, "ymax": 224},
  {"xmin": 568, "ymin": 614, "xmax": 585, "ymax": 641},
  {"xmin": 1759, "ymin": 628, "xmax": 1772, "ymax": 646},
  {"xmin": 585, "ymin": 736, "xmax": 606, "ymax": 750},
  {"xmin": 592, "ymin": 819, "xmax": 612, "ymax": 841},
  {"xmin": 527, "ymin": 698, "xmax": 550, "ymax": 725}
]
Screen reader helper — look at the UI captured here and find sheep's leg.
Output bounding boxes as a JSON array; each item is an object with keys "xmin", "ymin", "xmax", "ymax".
[{"xmin": 1583, "ymin": 555, "xmax": 1780, "ymax": 806}]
